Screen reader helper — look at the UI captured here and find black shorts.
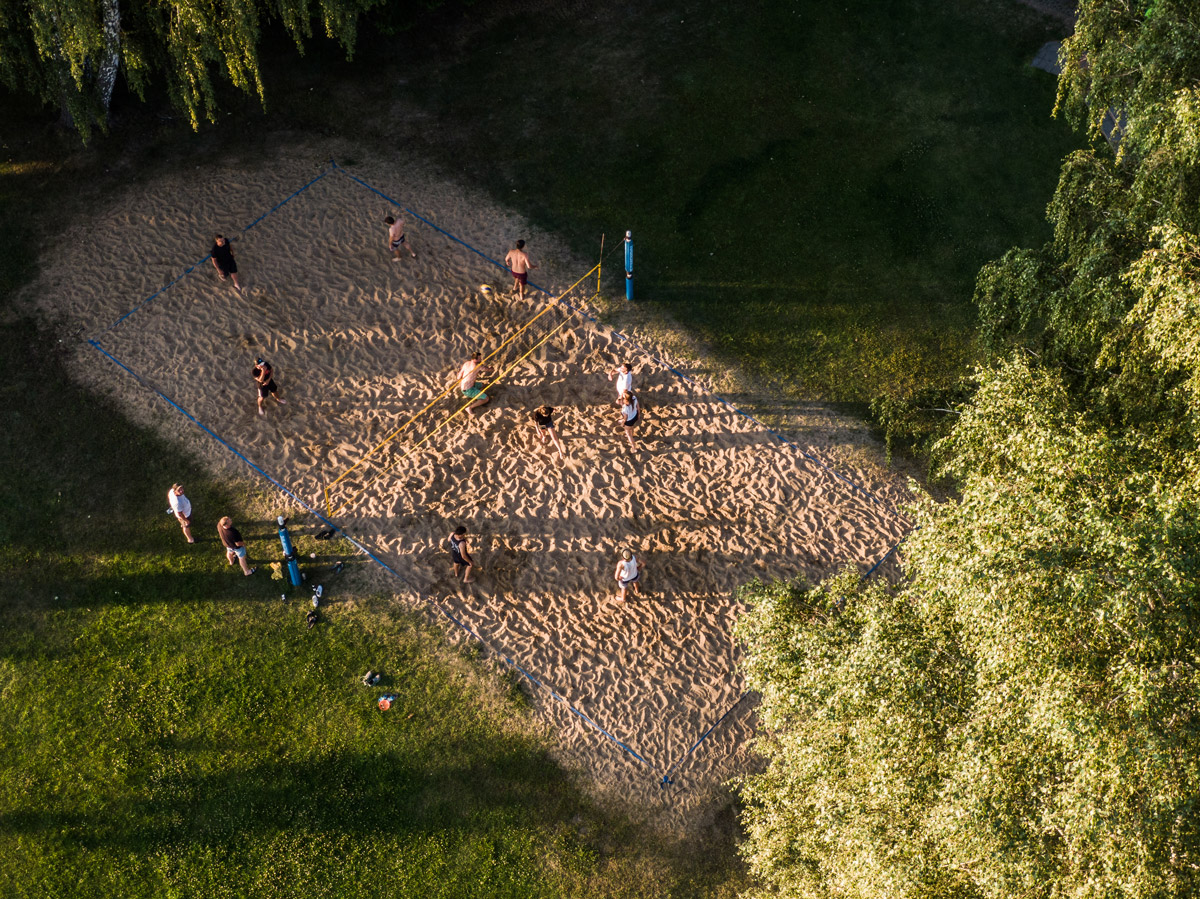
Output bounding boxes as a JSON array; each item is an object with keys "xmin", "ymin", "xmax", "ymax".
[
  {"xmin": 624, "ymin": 413, "xmax": 640, "ymax": 428},
  {"xmin": 451, "ymin": 554, "xmax": 468, "ymax": 566},
  {"xmin": 257, "ymin": 381, "xmax": 277, "ymax": 399}
]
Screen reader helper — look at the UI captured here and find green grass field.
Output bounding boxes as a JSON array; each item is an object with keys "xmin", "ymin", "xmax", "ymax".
[
  {"xmin": 382, "ymin": 0, "xmax": 1077, "ymax": 412},
  {"xmin": 0, "ymin": 320, "xmax": 744, "ymax": 898},
  {"xmin": 0, "ymin": 0, "xmax": 1079, "ymax": 895}
]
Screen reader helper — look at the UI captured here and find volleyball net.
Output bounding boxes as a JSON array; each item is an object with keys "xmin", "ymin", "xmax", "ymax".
[{"xmin": 322, "ymin": 261, "xmax": 603, "ymax": 518}]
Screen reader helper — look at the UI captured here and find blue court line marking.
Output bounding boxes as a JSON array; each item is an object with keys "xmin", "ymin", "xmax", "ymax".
[
  {"xmin": 660, "ymin": 694, "xmax": 751, "ymax": 788},
  {"xmin": 658, "ymin": 536, "xmax": 909, "ymax": 786},
  {"xmin": 242, "ymin": 169, "xmax": 330, "ymax": 232},
  {"xmin": 97, "ymin": 168, "xmax": 331, "ymax": 335},
  {"xmin": 435, "ymin": 604, "xmax": 650, "ymax": 766},
  {"xmin": 864, "ymin": 537, "xmax": 906, "ymax": 580},
  {"xmin": 330, "ymin": 161, "xmax": 907, "ymax": 522},
  {"xmin": 101, "ymin": 259, "xmax": 212, "ymax": 334},
  {"xmin": 89, "ymin": 336, "xmax": 652, "ymax": 771}
]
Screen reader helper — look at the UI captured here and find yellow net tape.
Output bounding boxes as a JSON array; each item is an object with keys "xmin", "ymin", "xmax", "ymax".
[
  {"xmin": 323, "ymin": 262, "xmax": 600, "ymax": 514},
  {"xmin": 326, "ymin": 306, "xmax": 579, "ymax": 516}
]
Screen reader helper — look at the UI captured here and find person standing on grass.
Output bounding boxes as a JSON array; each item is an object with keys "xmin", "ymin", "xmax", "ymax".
[
  {"xmin": 504, "ymin": 239, "xmax": 537, "ymax": 300},
  {"xmin": 449, "ymin": 526, "xmax": 475, "ymax": 584},
  {"xmin": 253, "ymin": 357, "xmax": 286, "ymax": 417},
  {"xmin": 614, "ymin": 548, "xmax": 643, "ymax": 602},
  {"xmin": 167, "ymin": 483, "xmax": 195, "ymax": 544},
  {"xmin": 218, "ymin": 516, "xmax": 256, "ymax": 576},
  {"xmin": 385, "ymin": 214, "xmax": 416, "ymax": 260},
  {"xmin": 608, "ymin": 362, "xmax": 634, "ymax": 404},
  {"xmin": 458, "ymin": 351, "xmax": 491, "ymax": 415},
  {"xmin": 532, "ymin": 404, "xmax": 565, "ymax": 461},
  {"xmin": 211, "ymin": 234, "xmax": 242, "ymax": 293},
  {"xmin": 618, "ymin": 389, "xmax": 640, "ymax": 452}
]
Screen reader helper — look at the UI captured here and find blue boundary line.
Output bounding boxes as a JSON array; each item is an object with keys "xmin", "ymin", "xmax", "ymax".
[
  {"xmin": 242, "ymin": 170, "xmax": 330, "ymax": 232},
  {"xmin": 88, "ymin": 335, "xmax": 652, "ymax": 773},
  {"xmin": 97, "ymin": 169, "xmax": 331, "ymax": 335},
  {"xmin": 329, "ymin": 161, "xmax": 906, "ymax": 522},
  {"xmin": 660, "ymin": 694, "xmax": 751, "ymax": 788},
  {"xmin": 864, "ymin": 537, "xmax": 905, "ymax": 580},
  {"xmin": 332, "ymin": 161, "xmax": 915, "ymax": 787},
  {"xmin": 435, "ymin": 603, "xmax": 649, "ymax": 765},
  {"xmin": 657, "ymin": 535, "xmax": 904, "ymax": 788}
]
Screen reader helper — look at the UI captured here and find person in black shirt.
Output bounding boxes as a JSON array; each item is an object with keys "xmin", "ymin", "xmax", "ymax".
[
  {"xmin": 218, "ymin": 515, "xmax": 255, "ymax": 575},
  {"xmin": 252, "ymin": 357, "xmax": 286, "ymax": 417},
  {"xmin": 448, "ymin": 526, "xmax": 475, "ymax": 584},
  {"xmin": 531, "ymin": 404, "xmax": 565, "ymax": 461},
  {"xmin": 211, "ymin": 234, "xmax": 242, "ymax": 293}
]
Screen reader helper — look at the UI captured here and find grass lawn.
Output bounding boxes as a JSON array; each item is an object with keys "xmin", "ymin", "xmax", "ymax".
[
  {"xmin": 0, "ymin": 319, "xmax": 744, "ymax": 898},
  {"xmin": 379, "ymin": 0, "xmax": 1077, "ymax": 412},
  {"xmin": 0, "ymin": 0, "xmax": 1081, "ymax": 894}
]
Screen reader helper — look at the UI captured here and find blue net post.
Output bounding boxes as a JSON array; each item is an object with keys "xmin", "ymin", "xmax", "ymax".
[
  {"xmin": 277, "ymin": 516, "xmax": 303, "ymax": 587},
  {"xmin": 624, "ymin": 231, "xmax": 634, "ymax": 301}
]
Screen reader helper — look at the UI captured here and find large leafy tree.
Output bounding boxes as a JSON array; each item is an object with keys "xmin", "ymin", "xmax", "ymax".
[
  {"xmin": 737, "ymin": 2, "xmax": 1200, "ymax": 896},
  {"xmin": 739, "ymin": 361, "xmax": 1200, "ymax": 899},
  {"xmin": 0, "ymin": 0, "xmax": 382, "ymax": 139}
]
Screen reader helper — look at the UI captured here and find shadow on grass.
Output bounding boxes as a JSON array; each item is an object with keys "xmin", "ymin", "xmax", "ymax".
[{"xmin": 1, "ymin": 743, "xmax": 594, "ymax": 851}]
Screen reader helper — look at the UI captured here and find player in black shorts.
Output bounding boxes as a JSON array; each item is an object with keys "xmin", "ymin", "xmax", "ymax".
[
  {"xmin": 531, "ymin": 405, "xmax": 565, "ymax": 461},
  {"xmin": 448, "ymin": 526, "xmax": 475, "ymax": 584},
  {"xmin": 252, "ymin": 357, "xmax": 287, "ymax": 417},
  {"xmin": 211, "ymin": 234, "xmax": 242, "ymax": 292}
]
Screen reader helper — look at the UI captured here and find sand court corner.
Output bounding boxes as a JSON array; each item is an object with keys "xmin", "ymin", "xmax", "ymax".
[{"xmin": 45, "ymin": 153, "xmax": 912, "ymax": 803}]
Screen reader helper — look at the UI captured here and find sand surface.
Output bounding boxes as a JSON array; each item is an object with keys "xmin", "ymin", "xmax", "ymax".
[{"xmin": 28, "ymin": 146, "xmax": 912, "ymax": 818}]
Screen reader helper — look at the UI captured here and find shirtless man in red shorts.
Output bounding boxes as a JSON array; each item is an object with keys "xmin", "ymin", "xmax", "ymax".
[{"xmin": 504, "ymin": 239, "xmax": 537, "ymax": 300}]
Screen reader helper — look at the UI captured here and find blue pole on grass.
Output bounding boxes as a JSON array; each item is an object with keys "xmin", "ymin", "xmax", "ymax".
[
  {"xmin": 277, "ymin": 516, "xmax": 303, "ymax": 587},
  {"xmin": 624, "ymin": 231, "xmax": 634, "ymax": 301}
]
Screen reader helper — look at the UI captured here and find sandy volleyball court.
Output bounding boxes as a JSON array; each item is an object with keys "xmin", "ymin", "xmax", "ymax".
[{"xmin": 31, "ymin": 148, "xmax": 912, "ymax": 813}]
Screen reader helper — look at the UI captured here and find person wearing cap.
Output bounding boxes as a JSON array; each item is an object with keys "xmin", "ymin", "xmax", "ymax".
[
  {"xmin": 210, "ymin": 234, "xmax": 242, "ymax": 292},
  {"xmin": 167, "ymin": 483, "xmax": 195, "ymax": 544},
  {"xmin": 218, "ymin": 516, "xmax": 256, "ymax": 576},
  {"xmin": 613, "ymin": 548, "xmax": 643, "ymax": 601},
  {"xmin": 252, "ymin": 357, "xmax": 286, "ymax": 417}
]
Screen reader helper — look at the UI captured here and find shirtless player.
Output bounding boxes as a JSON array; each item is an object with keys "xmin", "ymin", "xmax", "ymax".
[
  {"xmin": 504, "ymin": 240, "xmax": 537, "ymax": 300},
  {"xmin": 458, "ymin": 352, "xmax": 491, "ymax": 415},
  {"xmin": 385, "ymin": 215, "xmax": 416, "ymax": 260}
]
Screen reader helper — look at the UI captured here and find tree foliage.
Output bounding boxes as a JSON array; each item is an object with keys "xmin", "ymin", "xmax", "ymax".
[
  {"xmin": 739, "ymin": 364, "xmax": 1200, "ymax": 897},
  {"xmin": 737, "ymin": 2, "xmax": 1200, "ymax": 896},
  {"xmin": 734, "ymin": 572, "xmax": 971, "ymax": 899},
  {"xmin": 0, "ymin": 0, "xmax": 384, "ymax": 139}
]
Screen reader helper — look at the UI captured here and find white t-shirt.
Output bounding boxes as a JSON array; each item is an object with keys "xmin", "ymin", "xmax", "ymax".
[
  {"xmin": 618, "ymin": 556, "xmax": 639, "ymax": 582},
  {"xmin": 168, "ymin": 489, "xmax": 192, "ymax": 518},
  {"xmin": 621, "ymin": 395, "xmax": 640, "ymax": 424},
  {"xmin": 615, "ymin": 370, "xmax": 633, "ymax": 396},
  {"xmin": 460, "ymin": 360, "xmax": 480, "ymax": 391}
]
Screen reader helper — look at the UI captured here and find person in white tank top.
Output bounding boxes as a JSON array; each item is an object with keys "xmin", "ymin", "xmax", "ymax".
[
  {"xmin": 614, "ymin": 547, "xmax": 643, "ymax": 601},
  {"xmin": 618, "ymin": 390, "xmax": 640, "ymax": 452}
]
